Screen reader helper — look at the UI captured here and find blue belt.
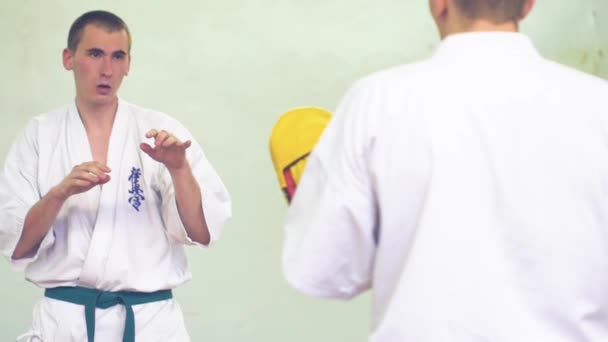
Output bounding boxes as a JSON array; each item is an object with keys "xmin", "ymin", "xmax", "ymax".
[{"xmin": 45, "ymin": 286, "xmax": 172, "ymax": 342}]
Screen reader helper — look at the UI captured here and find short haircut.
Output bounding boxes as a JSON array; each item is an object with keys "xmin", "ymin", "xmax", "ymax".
[
  {"xmin": 454, "ymin": 0, "xmax": 526, "ymax": 23},
  {"xmin": 67, "ymin": 10, "xmax": 131, "ymax": 52}
]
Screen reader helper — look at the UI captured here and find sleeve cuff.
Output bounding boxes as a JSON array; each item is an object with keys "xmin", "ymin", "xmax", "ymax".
[
  {"xmin": 163, "ymin": 190, "xmax": 231, "ymax": 248},
  {"xmin": 4, "ymin": 214, "xmax": 55, "ymax": 270},
  {"xmin": 283, "ymin": 267, "xmax": 360, "ymax": 300}
]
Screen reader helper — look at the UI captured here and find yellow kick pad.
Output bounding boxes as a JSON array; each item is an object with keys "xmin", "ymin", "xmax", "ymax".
[{"xmin": 269, "ymin": 107, "xmax": 331, "ymax": 203}]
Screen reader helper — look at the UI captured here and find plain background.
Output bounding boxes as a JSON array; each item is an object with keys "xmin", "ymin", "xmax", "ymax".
[{"xmin": 0, "ymin": 1, "xmax": 606, "ymax": 340}]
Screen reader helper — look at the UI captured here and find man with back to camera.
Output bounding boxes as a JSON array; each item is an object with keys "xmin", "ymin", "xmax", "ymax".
[
  {"xmin": 282, "ymin": 0, "xmax": 608, "ymax": 340},
  {"xmin": 0, "ymin": 10, "xmax": 231, "ymax": 341}
]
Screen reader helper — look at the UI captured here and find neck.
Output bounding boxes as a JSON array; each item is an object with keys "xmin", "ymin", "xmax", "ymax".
[
  {"xmin": 75, "ymin": 96, "xmax": 118, "ymax": 132},
  {"xmin": 441, "ymin": 18, "xmax": 519, "ymax": 39},
  {"xmin": 464, "ymin": 18, "xmax": 518, "ymax": 33}
]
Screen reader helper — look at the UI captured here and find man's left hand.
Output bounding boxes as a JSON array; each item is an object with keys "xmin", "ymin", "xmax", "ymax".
[{"xmin": 140, "ymin": 129, "xmax": 192, "ymax": 171}]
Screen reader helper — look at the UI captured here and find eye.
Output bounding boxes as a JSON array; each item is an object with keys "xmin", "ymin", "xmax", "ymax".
[
  {"xmin": 88, "ymin": 50, "xmax": 103, "ymax": 58},
  {"xmin": 113, "ymin": 54, "xmax": 126, "ymax": 60}
]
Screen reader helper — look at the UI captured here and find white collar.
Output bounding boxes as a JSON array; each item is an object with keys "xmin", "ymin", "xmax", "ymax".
[{"xmin": 432, "ymin": 32, "xmax": 541, "ymax": 63}]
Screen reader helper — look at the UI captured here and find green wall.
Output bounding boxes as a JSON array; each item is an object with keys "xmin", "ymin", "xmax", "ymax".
[{"xmin": 0, "ymin": 1, "xmax": 606, "ymax": 341}]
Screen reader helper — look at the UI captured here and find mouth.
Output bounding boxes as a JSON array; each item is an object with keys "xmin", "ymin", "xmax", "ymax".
[{"xmin": 96, "ymin": 84, "xmax": 112, "ymax": 94}]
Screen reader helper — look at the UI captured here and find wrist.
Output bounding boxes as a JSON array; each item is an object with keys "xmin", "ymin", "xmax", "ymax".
[
  {"xmin": 167, "ymin": 162, "xmax": 191, "ymax": 177},
  {"xmin": 48, "ymin": 185, "xmax": 69, "ymax": 203}
]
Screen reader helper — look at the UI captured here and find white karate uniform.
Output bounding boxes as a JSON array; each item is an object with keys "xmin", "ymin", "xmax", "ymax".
[
  {"xmin": 283, "ymin": 32, "xmax": 608, "ymax": 341},
  {"xmin": 0, "ymin": 99, "xmax": 231, "ymax": 341}
]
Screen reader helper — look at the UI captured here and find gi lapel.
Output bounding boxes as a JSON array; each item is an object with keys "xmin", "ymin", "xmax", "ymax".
[
  {"xmin": 79, "ymin": 99, "xmax": 130, "ymax": 288},
  {"xmin": 65, "ymin": 103, "xmax": 101, "ymax": 237}
]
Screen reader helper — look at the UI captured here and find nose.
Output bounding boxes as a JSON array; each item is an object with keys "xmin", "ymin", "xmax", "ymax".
[{"xmin": 101, "ymin": 56, "xmax": 112, "ymax": 77}]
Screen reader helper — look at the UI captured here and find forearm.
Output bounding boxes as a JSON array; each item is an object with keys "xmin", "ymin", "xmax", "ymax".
[
  {"xmin": 169, "ymin": 164, "xmax": 210, "ymax": 245},
  {"xmin": 12, "ymin": 187, "xmax": 66, "ymax": 259}
]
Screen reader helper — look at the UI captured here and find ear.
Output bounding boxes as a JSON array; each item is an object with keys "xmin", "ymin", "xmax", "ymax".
[
  {"xmin": 519, "ymin": 0, "xmax": 535, "ymax": 20},
  {"xmin": 429, "ymin": 0, "xmax": 448, "ymax": 23},
  {"xmin": 63, "ymin": 48, "xmax": 74, "ymax": 71},
  {"xmin": 125, "ymin": 54, "xmax": 131, "ymax": 76}
]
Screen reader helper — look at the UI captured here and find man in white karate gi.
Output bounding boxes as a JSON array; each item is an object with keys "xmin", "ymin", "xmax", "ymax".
[
  {"xmin": 0, "ymin": 10, "xmax": 231, "ymax": 341},
  {"xmin": 283, "ymin": 0, "xmax": 608, "ymax": 340}
]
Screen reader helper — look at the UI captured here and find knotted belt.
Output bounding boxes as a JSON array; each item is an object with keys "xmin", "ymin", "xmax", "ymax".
[{"xmin": 45, "ymin": 286, "xmax": 172, "ymax": 342}]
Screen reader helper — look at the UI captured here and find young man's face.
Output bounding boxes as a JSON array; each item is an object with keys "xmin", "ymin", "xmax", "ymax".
[{"xmin": 63, "ymin": 24, "xmax": 131, "ymax": 108}]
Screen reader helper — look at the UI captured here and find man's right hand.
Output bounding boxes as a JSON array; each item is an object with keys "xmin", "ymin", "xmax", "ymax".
[
  {"xmin": 11, "ymin": 161, "xmax": 111, "ymax": 259},
  {"xmin": 53, "ymin": 161, "xmax": 111, "ymax": 200}
]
